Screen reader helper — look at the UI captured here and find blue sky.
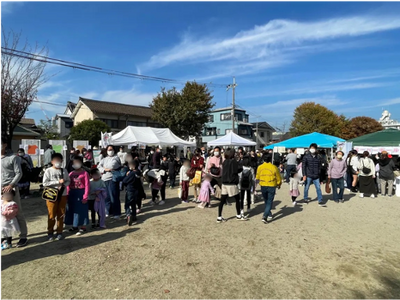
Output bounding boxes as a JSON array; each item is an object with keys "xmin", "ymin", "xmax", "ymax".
[{"xmin": 2, "ymin": 1, "xmax": 400, "ymax": 130}]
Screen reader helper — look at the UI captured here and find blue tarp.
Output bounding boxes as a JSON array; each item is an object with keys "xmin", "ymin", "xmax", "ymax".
[{"xmin": 264, "ymin": 132, "xmax": 345, "ymax": 150}]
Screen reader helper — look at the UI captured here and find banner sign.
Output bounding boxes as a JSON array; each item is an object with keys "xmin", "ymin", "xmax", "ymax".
[
  {"xmin": 21, "ymin": 139, "xmax": 41, "ymax": 167},
  {"xmin": 50, "ymin": 140, "xmax": 67, "ymax": 167},
  {"xmin": 337, "ymin": 142, "xmax": 353, "ymax": 158},
  {"xmin": 354, "ymin": 146, "xmax": 400, "ymax": 154},
  {"xmin": 73, "ymin": 140, "xmax": 89, "ymax": 153}
]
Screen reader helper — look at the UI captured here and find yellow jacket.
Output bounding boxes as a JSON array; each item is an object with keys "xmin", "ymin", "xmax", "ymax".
[{"xmin": 256, "ymin": 162, "xmax": 282, "ymax": 187}]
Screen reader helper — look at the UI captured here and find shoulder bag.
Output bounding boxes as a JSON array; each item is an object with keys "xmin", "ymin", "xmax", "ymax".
[
  {"xmin": 42, "ymin": 169, "xmax": 65, "ymax": 202},
  {"xmin": 361, "ymin": 159, "xmax": 371, "ymax": 175}
]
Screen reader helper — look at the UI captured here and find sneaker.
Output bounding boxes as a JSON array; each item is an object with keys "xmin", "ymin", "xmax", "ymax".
[
  {"xmin": 262, "ymin": 218, "xmax": 268, "ymax": 224},
  {"xmin": 113, "ymin": 215, "xmax": 121, "ymax": 220},
  {"xmin": 319, "ymin": 203, "xmax": 327, "ymax": 207},
  {"xmin": 216, "ymin": 217, "xmax": 226, "ymax": 223},
  {"xmin": 381, "ymin": 194, "xmax": 386, "ymax": 197},
  {"xmin": 340, "ymin": 199, "xmax": 344, "ymax": 203},
  {"xmin": 76, "ymin": 229, "xmax": 86, "ymax": 236},
  {"xmin": 292, "ymin": 201, "xmax": 297, "ymax": 207},
  {"xmin": 47, "ymin": 234, "xmax": 54, "ymax": 241},
  {"xmin": 136, "ymin": 209, "xmax": 141, "ymax": 214},
  {"xmin": 267, "ymin": 215, "xmax": 273, "ymax": 222},
  {"xmin": 239, "ymin": 215, "xmax": 249, "ymax": 221},
  {"xmin": 371, "ymin": 194, "xmax": 376, "ymax": 198},
  {"xmin": 1, "ymin": 242, "xmax": 10, "ymax": 250},
  {"xmin": 359, "ymin": 193, "xmax": 364, "ymax": 198},
  {"xmin": 303, "ymin": 198, "xmax": 310, "ymax": 204},
  {"xmin": 334, "ymin": 200, "xmax": 339, "ymax": 203},
  {"xmin": 236, "ymin": 215, "xmax": 242, "ymax": 220},
  {"xmin": 158, "ymin": 200, "xmax": 165, "ymax": 206},
  {"xmin": 181, "ymin": 200, "xmax": 189, "ymax": 204},
  {"xmin": 388, "ymin": 195, "xmax": 393, "ymax": 198},
  {"xmin": 91, "ymin": 224, "xmax": 96, "ymax": 229},
  {"xmin": 149, "ymin": 201, "xmax": 156, "ymax": 206},
  {"xmin": 197, "ymin": 204, "xmax": 205, "ymax": 209},
  {"xmin": 69, "ymin": 227, "xmax": 78, "ymax": 232},
  {"xmin": 196, "ymin": 199, "xmax": 202, "ymax": 203},
  {"xmin": 127, "ymin": 216, "xmax": 136, "ymax": 226},
  {"xmin": 16, "ymin": 238, "xmax": 28, "ymax": 248},
  {"xmin": 190, "ymin": 198, "xmax": 197, "ymax": 202},
  {"xmin": 55, "ymin": 234, "xmax": 63, "ymax": 241}
]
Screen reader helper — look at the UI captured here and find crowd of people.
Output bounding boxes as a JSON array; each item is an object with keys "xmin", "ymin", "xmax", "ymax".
[{"xmin": 2, "ymin": 136, "xmax": 399, "ymax": 250}]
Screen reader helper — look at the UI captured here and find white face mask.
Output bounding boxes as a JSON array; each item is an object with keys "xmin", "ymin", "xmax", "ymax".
[
  {"xmin": 150, "ymin": 151, "xmax": 154, "ymax": 154},
  {"xmin": 72, "ymin": 164, "xmax": 82, "ymax": 170},
  {"xmin": 54, "ymin": 162, "xmax": 62, "ymax": 169},
  {"xmin": 18, "ymin": 153, "xmax": 24, "ymax": 156},
  {"xmin": 214, "ymin": 152, "xmax": 220, "ymax": 157},
  {"xmin": 310, "ymin": 149, "xmax": 316, "ymax": 154},
  {"xmin": 107, "ymin": 151, "xmax": 114, "ymax": 157},
  {"xmin": 337, "ymin": 155, "xmax": 343, "ymax": 159}
]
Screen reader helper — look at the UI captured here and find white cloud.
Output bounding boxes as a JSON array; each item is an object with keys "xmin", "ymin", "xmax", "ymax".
[
  {"xmin": 1, "ymin": 2, "xmax": 23, "ymax": 14},
  {"xmin": 141, "ymin": 15, "xmax": 400, "ymax": 78},
  {"xmin": 100, "ymin": 88, "xmax": 155, "ymax": 107}
]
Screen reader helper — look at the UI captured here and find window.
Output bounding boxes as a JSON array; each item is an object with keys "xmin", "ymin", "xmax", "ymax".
[
  {"xmin": 64, "ymin": 121, "xmax": 73, "ymax": 129},
  {"xmin": 208, "ymin": 115, "xmax": 214, "ymax": 122},
  {"xmin": 101, "ymin": 119, "xmax": 119, "ymax": 128},
  {"xmin": 260, "ymin": 132, "xmax": 265, "ymax": 138},
  {"xmin": 205, "ymin": 127, "xmax": 217, "ymax": 136},
  {"xmin": 244, "ymin": 117, "xmax": 249, "ymax": 123},
  {"xmin": 220, "ymin": 113, "xmax": 231, "ymax": 121},
  {"xmin": 127, "ymin": 121, "xmax": 146, "ymax": 127},
  {"xmin": 235, "ymin": 113, "xmax": 243, "ymax": 122}
]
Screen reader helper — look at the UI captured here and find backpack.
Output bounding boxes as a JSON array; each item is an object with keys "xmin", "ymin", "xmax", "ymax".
[{"xmin": 241, "ymin": 169, "xmax": 252, "ymax": 190}]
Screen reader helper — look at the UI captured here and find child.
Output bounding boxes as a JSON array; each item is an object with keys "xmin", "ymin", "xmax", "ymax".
[
  {"xmin": 42, "ymin": 153, "xmax": 70, "ymax": 241},
  {"xmin": 289, "ymin": 170, "xmax": 301, "ymax": 206},
  {"xmin": 197, "ymin": 174, "xmax": 215, "ymax": 208},
  {"xmin": 65, "ymin": 157, "xmax": 90, "ymax": 236},
  {"xmin": 179, "ymin": 160, "xmax": 191, "ymax": 203},
  {"xmin": 88, "ymin": 168, "xmax": 107, "ymax": 229},
  {"xmin": 122, "ymin": 160, "xmax": 142, "ymax": 226},
  {"xmin": 240, "ymin": 156, "xmax": 256, "ymax": 214},
  {"xmin": 1, "ymin": 191, "xmax": 20, "ymax": 250}
]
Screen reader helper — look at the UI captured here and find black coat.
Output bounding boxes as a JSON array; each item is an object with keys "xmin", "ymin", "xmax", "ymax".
[
  {"xmin": 302, "ymin": 153, "xmax": 321, "ymax": 180},
  {"xmin": 222, "ymin": 159, "xmax": 243, "ymax": 185}
]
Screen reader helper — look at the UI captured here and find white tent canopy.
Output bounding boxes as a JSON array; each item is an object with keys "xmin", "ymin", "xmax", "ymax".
[
  {"xmin": 110, "ymin": 126, "xmax": 196, "ymax": 146},
  {"xmin": 207, "ymin": 132, "xmax": 256, "ymax": 147}
]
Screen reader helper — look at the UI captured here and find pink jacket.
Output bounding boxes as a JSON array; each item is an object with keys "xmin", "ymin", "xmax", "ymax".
[
  {"xmin": 1, "ymin": 201, "xmax": 19, "ymax": 221},
  {"xmin": 67, "ymin": 170, "xmax": 90, "ymax": 200},
  {"xmin": 207, "ymin": 156, "xmax": 224, "ymax": 177}
]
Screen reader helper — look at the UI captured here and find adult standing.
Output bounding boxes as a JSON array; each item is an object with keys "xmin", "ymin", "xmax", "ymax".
[
  {"xmin": 206, "ymin": 147, "xmax": 223, "ymax": 199},
  {"xmin": 328, "ymin": 151, "xmax": 347, "ymax": 203},
  {"xmin": 152, "ymin": 147, "xmax": 162, "ymax": 169},
  {"xmin": 346, "ymin": 150, "xmax": 359, "ymax": 192},
  {"xmin": 217, "ymin": 148, "xmax": 245, "ymax": 222},
  {"xmin": 190, "ymin": 148, "xmax": 204, "ymax": 202},
  {"xmin": 378, "ymin": 151, "xmax": 396, "ymax": 197},
  {"xmin": 302, "ymin": 143, "xmax": 325, "ymax": 206},
  {"xmin": 44, "ymin": 145, "xmax": 55, "ymax": 168},
  {"xmin": 186, "ymin": 147, "xmax": 193, "ymax": 161},
  {"xmin": 358, "ymin": 151, "xmax": 376, "ymax": 198},
  {"xmin": 118, "ymin": 146, "xmax": 127, "ymax": 165},
  {"xmin": 98, "ymin": 145, "xmax": 122, "ymax": 218},
  {"xmin": 17, "ymin": 148, "xmax": 33, "ymax": 199},
  {"xmin": 1, "ymin": 138, "xmax": 28, "ymax": 247},
  {"xmin": 285, "ymin": 149, "xmax": 297, "ymax": 183},
  {"xmin": 249, "ymin": 150, "xmax": 258, "ymax": 174},
  {"xmin": 256, "ymin": 154, "xmax": 281, "ymax": 224}
]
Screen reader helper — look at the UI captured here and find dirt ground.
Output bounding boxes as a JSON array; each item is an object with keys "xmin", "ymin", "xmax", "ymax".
[{"xmin": 2, "ymin": 181, "xmax": 400, "ymax": 299}]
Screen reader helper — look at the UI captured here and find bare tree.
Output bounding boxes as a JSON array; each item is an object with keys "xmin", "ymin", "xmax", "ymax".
[{"xmin": 1, "ymin": 29, "xmax": 48, "ymax": 146}]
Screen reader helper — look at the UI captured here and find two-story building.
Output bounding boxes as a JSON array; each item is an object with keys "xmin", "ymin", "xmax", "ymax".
[
  {"xmin": 252, "ymin": 122, "xmax": 275, "ymax": 149},
  {"xmin": 201, "ymin": 107, "xmax": 253, "ymax": 146},
  {"xmin": 70, "ymin": 97, "xmax": 160, "ymax": 132}
]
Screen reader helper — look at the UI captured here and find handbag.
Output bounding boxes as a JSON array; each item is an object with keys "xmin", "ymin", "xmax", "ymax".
[
  {"xmin": 186, "ymin": 167, "xmax": 196, "ymax": 179},
  {"xmin": 192, "ymin": 170, "xmax": 202, "ymax": 185},
  {"xmin": 361, "ymin": 160, "xmax": 371, "ymax": 175},
  {"xmin": 42, "ymin": 169, "xmax": 64, "ymax": 202},
  {"xmin": 210, "ymin": 157, "xmax": 222, "ymax": 176},
  {"xmin": 178, "ymin": 187, "xmax": 182, "ymax": 198}
]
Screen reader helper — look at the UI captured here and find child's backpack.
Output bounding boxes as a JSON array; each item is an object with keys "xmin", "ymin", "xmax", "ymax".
[{"xmin": 241, "ymin": 169, "xmax": 252, "ymax": 190}]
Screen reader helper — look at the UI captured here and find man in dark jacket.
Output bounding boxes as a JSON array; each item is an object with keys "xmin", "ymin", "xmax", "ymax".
[{"xmin": 302, "ymin": 143, "xmax": 324, "ymax": 206}]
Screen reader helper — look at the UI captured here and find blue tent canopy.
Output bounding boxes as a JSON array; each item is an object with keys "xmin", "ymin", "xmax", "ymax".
[{"xmin": 264, "ymin": 132, "xmax": 345, "ymax": 150}]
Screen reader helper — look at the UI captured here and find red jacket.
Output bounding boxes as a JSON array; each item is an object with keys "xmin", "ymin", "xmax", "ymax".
[{"xmin": 191, "ymin": 156, "xmax": 204, "ymax": 171}]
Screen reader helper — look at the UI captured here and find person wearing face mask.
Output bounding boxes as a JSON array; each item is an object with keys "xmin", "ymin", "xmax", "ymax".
[
  {"xmin": 328, "ymin": 151, "xmax": 347, "ymax": 203},
  {"xmin": 302, "ymin": 143, "xmax": 325, "ymax": 207},
  {"xmin": 42, "ymin": 153, "xmax": 70, "ymax": 241},
  {"xmin": 65, "ymin": 156, "xmax": 90, "ymax": 236},
  {"xmin": 97, "ymin": 145, "xmax": 122, "ymax": 219},
  {"xmin": 190, "ymin": 148, "xmax": 205, "ymax": 202},
  {"xmin": 206, "ymin": 146, "xmax": 224, "ymax": 199},
  {"xmin": 16, "ymin": 148, "xmax": 33, "ymax": 199}
]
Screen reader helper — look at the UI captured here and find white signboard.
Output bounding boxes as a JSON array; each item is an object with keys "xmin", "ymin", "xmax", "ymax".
[
  {"xmin": 73, "ymin": 140, "xmax": 89, "ymax": 153},
  {"xmin": 21, "ymin": 139, "xmax": 41, "ymax": 167},
  {"xmin": 354, "ymin": 146, "xmax": 400, "ymax": 155},
  {"xmin": 50, "ymin": 140, "xmax": 67, "ymax": 167},
  {"xmin": 296, "ymin": 148, "xmax": 305, "ymax": 155}
]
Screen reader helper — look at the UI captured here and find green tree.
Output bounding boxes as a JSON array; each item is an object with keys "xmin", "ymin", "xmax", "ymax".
[
  {"xmin": 150, "ymin": 81, "xmax": 215, "ymax": 139},
  {"xmin": 37, "ymin": 119, "xmax": 60, "ymax": 140},
  {"xmin": 69, "ymin": 119, "xmax": 110, "ymax": 146},
  {"xmin": 289, "ymin": 102, "xmax": 345, "ymax": 137},
  {"xmin": 341, "ymin": 116, "xmax": 383, "ymax": 140}
]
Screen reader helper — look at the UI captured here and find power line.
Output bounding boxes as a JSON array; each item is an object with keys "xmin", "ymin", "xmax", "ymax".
[{"xmin": 1, "ymin": 47, "xmax": 228, "ymax": 88}]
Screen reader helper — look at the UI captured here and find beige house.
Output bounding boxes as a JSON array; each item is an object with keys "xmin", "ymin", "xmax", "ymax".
[
  {"xmin": 252, "ymin": 122, "xmax": 275, "ymax": 149},
  {"xmin": 71, "ymin": 97, "xmax": 160, "ymax": 132}
]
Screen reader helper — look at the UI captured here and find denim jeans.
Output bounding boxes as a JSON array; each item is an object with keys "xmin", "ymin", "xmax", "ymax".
[
  {"xmin": 304, "ymin": 177, "xmax": 323, "ymax": 203},
  {"xmin": 169, "ymin": 173, "xmax": 176, "ymax": 187},
  {"xmin": 125, "ymin": 190, "xmax": 138, "ymax": 219},
  {"xmin": 105, "ymin": 180, "xmax": 121, "ymax": 216},
  {"xmin": 285, "ymin": 165, "xmax": 296, "ymax": 183},
  {"xmin": 261, "ymin": 186, "xmax": 276, "ymax": 219},
  {"xmin": 331, "ymin": 177, "xmax": 344, "ymax": 201}
]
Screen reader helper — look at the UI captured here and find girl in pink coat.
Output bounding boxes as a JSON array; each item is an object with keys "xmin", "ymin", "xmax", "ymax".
[{"xmin": 197, "ymin": 174, "xmax": 215, "ymax": 209}]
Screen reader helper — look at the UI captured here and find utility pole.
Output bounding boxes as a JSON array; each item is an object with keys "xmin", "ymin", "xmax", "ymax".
[{"xmin": 226, "ymin": 77, "xmax": 237, "ymax": 133}]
